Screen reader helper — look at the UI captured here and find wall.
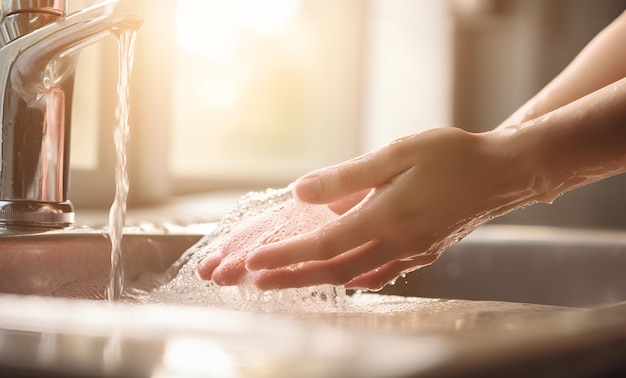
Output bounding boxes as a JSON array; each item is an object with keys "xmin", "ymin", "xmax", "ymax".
[{"xmin": 360, "ymin": 0, "xmax": 453, "ymax": 152}]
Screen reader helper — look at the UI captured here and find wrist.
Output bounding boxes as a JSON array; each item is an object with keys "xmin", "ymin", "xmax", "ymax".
[
  {"xmin": 503, "ymin": 81, "xmax": 626, "ymax": 207},
  {"xmin": 482, "ymin": 125, "xmax": 553, "ymax": 214}
]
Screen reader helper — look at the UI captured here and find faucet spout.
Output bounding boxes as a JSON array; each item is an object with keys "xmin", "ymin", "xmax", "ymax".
[{"xmin": 0, "ymin": 0, "xmax": 142, "ymax": 231}]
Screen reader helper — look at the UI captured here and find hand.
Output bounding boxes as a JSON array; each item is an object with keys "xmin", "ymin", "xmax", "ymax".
[
  {"xmin": 241, "ymin": 127, "xmax": 538, "ymax": 290},
  {"xmin": 195, "ymin": 195, "xmax": 341, "ymax": 286}
]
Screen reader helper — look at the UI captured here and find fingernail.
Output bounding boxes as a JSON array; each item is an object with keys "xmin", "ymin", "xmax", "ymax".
[
  {"xmin": 293, "ymin": 176, "xmax": 320, "ymax": 201},
  {"xmin": 195, "ymin": 263, "xmax": 210, "ymax": 280},
  {"xmin": 195, "ymin": 255, "xmax": 219, "ymax": 280}
]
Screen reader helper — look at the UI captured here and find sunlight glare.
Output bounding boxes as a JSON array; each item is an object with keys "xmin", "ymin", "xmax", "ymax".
[
  {"xmin": 158, "ymin": 337, "xmax": 234, "ymax": 377},
  {"xmin": 199, "ymin": 77, "xmax": 240, "ymax": 108},
  {"xmin": 175, "ymin": 0, "xmax": 301, "ymax": 62}
]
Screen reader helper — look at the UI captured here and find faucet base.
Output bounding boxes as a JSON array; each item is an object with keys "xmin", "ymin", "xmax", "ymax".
[{"xmin": 0, "ymin": 200, "xmax": 74, "ymax": 231}]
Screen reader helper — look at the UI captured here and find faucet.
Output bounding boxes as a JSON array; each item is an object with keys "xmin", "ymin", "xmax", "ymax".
[{"xmin": 0, "ymin": 0, "xmax": 141, "ymax": 231}]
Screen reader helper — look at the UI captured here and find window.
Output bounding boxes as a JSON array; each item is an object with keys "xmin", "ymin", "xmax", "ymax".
[
  {"xmin": 70, "ymin": 0, "xmax": 365, "ymax": 207},
  {"xmin": 69, "ymin": 0, "xmax": 453, "ymax": 210},
  {"xmin": 168, "ymin": 0, "xmax": 365, "ymax": 189}
]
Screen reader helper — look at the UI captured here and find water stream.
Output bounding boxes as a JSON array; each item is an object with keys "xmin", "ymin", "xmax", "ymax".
[
  {"xmin": 127, "ymin": 187, "xmax": 351, "ymax": 313},
  {"xmin": 106, "ymin": 29, "xmax": 137, "ymax": 302}
]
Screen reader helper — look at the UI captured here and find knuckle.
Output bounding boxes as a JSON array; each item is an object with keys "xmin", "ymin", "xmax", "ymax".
[{"xmin": 383, "ymin": 134, "xmax": 415, "ymax": 165}]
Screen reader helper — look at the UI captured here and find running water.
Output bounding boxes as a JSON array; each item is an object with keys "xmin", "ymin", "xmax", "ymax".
[
  {"xmin": 106, "ymin": 29, "xmax": 137, "ymax": 302},
  {"xmin": 126, "ymin": 187, "xmax": 350, "ymax": 313}
]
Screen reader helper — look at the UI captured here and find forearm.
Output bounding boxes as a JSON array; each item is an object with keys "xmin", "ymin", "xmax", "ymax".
[
  {"xmin": 498, "ymin": 77, "xmax": 626, "ymax": 204},
  {"xmin": 501, "ymin": 10, "xmax": 626, "ymax": 126}
]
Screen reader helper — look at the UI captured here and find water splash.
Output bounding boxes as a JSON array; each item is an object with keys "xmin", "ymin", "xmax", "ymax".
[{"xmin": 125, "ymin": 187, "xmax": 349, "ymax": 313}]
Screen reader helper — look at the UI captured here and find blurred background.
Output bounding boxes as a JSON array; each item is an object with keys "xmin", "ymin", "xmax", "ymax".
[{"xmin": 69, "ymin": 0, "xmax": 626, "ymax": 229}]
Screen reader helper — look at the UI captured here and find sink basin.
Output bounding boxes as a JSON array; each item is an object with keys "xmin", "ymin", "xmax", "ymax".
[
  {"xmin": 0, "ymin": 224, "xmax": 625, "ymax": 377},
  {"xmin": 0, "ymin": 227, "xmax": 207, "ymax": 298},
  {"xmin": 380, "ymin": 224, "xmax": 626, "ymax": 308},
  {"xmin": 3, "ymin": 223, "xmax": 624, "ymax": 307}
]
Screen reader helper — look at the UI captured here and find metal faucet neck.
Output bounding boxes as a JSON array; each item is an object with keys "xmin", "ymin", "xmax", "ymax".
[
  {"xmin": 0, "ymin": 0, "xmax": 67, "ymax": 46},
  {"xmin": 0, "ymin": 0, "xmax": 141, "ymax": 231}
]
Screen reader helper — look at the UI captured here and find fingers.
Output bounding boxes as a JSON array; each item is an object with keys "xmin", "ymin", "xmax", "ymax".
[
  {"xmin": 253, "ymin": 244, "xmax": 437, "ymax": 290},
  {"xmin": 291, "ymin": 146, "xmax": 408, "ymax": 204},
  {"xmin": 196, "ymin": 250, "xmax": 250, "ymax": 286},
  {"xmin": 196, "ymin": 242, "xmax": 250, "ymax": 286},
  {"xmin": 327, "ymin": 189, "xmax": 370, "ymax": 215},
  {"xmin": 201, "ymin": 244, "xmax": 436, "ymax": 290},
  {"xmin": 245, "ymin": 204, "xmax": 381, "ymax": 271},
  {"xmin": 195, "ymin": 254, "xmax": 221, "ymax": 280},
  {"xmin": 199, "ymin": 203, "xmax": 381, "ymax": 285},
  {"xmin": 210, "ymin": 257, "xmax": 247, "ymax": 286},
  {"xmin": 252, "ymin": 239, "xmax": 384, "ymax": 289},
  {"xmin": 346, "ymin": 254, "xmax": 438, "ymax": 291}
]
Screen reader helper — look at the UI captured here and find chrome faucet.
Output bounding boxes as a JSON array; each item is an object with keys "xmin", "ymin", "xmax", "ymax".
[{"xmin": 0, "ymin": 0, "xmax": 141, "ymax": 231}]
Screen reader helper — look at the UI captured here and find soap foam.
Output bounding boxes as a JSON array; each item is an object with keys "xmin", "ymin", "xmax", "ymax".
[{"xmin": 126, "ymin": 187, "xmax": 349, "ymax": 313}]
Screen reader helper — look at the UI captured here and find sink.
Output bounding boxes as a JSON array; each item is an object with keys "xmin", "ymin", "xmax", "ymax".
[
  {"xmin": 0, "ymin": 224, "xmax": 625, "ymax": 377},
  {"xmin": 0, "ymin": 227, "xmax": 207, "ymax": 298},
  {"xmin": 380, "ymin": 224, "xmax": 626, "ymax": 308},
  {"xmin": 2, "ymin": 223, "xmax": 625, "ymax": 306}
]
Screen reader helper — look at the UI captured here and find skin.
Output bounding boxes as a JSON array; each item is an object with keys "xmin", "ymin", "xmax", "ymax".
[{"xmin": 197, "ymin": 11, "xmax": 626, "ymax": 291}]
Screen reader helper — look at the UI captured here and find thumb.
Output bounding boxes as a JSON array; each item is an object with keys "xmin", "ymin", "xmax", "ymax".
[
  {"xmin": 291, "ymin": 146, "xmax": 407, "ymax": 204},
  {"xmin": 327, "ymin": 189, "xmax": 370, "ymax": 214}
]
